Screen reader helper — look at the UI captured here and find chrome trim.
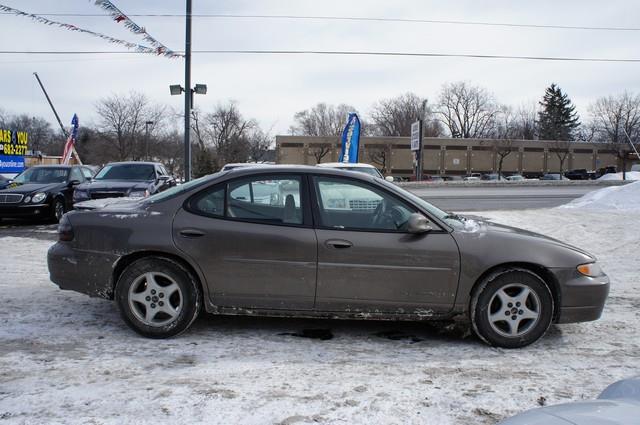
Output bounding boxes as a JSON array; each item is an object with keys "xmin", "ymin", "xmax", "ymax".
[{"xmin": 0, "ymin": 194, "xmax": 24, "ymax": 204}]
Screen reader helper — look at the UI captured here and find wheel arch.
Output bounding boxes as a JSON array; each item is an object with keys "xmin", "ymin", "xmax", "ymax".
[
  {"xmin": 469, "ymin": 262, "xmax": 561, "ymax": 322},
  {"xmin": 112, "ymin": 251, "xmax": 206, "ymax": 302}
]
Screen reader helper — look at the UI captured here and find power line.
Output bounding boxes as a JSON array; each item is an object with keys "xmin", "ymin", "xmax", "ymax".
[
  {"xmin": 1, "ymin": 12, "xmax": 639, "ymax": 32},
  {"xmin": 1, "ymin": 49, "xmax": 640, "ymax": 63}
]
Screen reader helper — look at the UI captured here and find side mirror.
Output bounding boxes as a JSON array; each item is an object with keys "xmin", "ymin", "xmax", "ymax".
[
  {"xmin": 156, "ymin": 175, "xmax": 170, "ymax": 184},
  {"xmin": 407, "ymin": 213, "xmax": 433, "ymax": 234},
  {"xmin": 385, "ymin": 176, "xmax": 395, "ymax": 182},
  {"xmin": 68, "ymin": 180, "xmax": 81, "ymax": 187}
]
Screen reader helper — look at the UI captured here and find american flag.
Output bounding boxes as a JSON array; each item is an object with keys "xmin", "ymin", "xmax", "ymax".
[{"xmin": 62, "ymin": 114, "xmax": 79, "ymax": 165}]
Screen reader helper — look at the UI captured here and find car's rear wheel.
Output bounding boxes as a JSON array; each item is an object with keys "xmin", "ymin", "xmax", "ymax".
[
  {"xmin": 471, "ymin": 269, "xmax": 553, "ymax": 348},
  {"xmin": 115, "ymin": 257, "xmax": 201, "ymax": 338}
]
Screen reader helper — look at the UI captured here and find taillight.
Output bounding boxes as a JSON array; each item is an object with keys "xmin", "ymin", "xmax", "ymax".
[{"xmin": 58, "ymin": 214, "xmax": 74, "ymax": 242}]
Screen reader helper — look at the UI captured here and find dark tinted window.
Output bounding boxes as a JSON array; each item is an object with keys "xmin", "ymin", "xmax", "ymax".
[
  {"xmin": 227, "ymin": 176, "xmax": 302, "ymax": 225},
  {"xmin": 190, "ymin": 185, "xmax": 225, "ymax": 217},
  {"xmin": 95, "ymin": 164, "xmax": 156, "ymax": 181},
  {"xmin": 188, "ymin": 175, "xmax": 303, "ymax": 225}
]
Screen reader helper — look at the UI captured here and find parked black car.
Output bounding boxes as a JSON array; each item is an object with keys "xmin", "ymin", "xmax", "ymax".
[
  {"xmin": 0, "ymin": 165, "xmax": 95, "ymax": 222},
  {"xmin": 73, "ymin": 162, "xmax": 176, "ymax": 204},
  {"xmin": 564, "ymin": 168, "xmax": 595, "ymax": 180}
]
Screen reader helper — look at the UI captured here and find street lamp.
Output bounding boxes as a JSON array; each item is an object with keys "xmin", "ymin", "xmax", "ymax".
[
  {"xmin": 169, "ymin": 83, "xmax": 207, "ymax": 108},
  {"xmin": 145, "ymin": 120, "xmax": 154, "ymax": 161}
]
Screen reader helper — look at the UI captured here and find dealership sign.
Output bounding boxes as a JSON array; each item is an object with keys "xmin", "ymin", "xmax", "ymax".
[{"xmin": 0, "ymin": 129, "xmax": 28, "ymax": 173}]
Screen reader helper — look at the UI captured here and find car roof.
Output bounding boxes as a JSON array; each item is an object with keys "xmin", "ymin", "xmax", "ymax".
[
  {"xmin": 103, "ymin": 161, "xmax": 159, "ymax": 166},
  {"xmin": 316, "ymin": 162, "xmax": 376, "ymax": 168},
  {"xmin": 27, "ymin": 165, "xmax": 74, "ymax": 169},
  {"xmin": 223, "ymin": 164, "xmax": 377, "ymax": 180}
]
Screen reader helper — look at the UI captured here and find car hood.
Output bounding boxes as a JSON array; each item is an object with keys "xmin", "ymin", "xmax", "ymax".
[
  {"xmin": 0, "ymin": 182, "xmax": 63, "ymax": 195},
  {"xmin": 77, "ymin": 180, "xmax": 151, "ymax": 191},
  {"xmin": 450, "ymin": 216, "xmax": 596, "ymax": 267},
  {"xmin": 499, "ymin": 399, "xmax": 640, "ymax": 424},
  {"xmin": 481, "ymin": 220, "xmax": 594, "ymax": 258},
  {"xmin": 74, "ymin": 197, "xmax": 145, "ymax": 211}
]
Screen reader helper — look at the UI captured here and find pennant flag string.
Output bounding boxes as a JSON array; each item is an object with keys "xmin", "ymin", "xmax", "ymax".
[
  {"xmin": 0, "ymin": 4, "xmax": 182, "ymax": 58},
  {"xmin": 93, "ymin": 1, "xmax": 178, "ymax": 57}
]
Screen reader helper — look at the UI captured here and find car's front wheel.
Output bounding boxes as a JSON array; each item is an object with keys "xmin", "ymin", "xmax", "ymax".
[
  {"xmin": 115, "ymin": 257, "xmax": 202, "ymax": 338},
  {"xmin": 471, "ymin": 269, "xmax": 553, "ymax": 348},
  {"xmin": 52, "ymin": 198, "xmax": 65, "ymax": 222}
]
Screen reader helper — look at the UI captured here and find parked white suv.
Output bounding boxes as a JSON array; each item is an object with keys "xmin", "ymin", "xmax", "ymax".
[{"xmin": 316, "ymin": 162, "xmax": 393, "ymax": 181}]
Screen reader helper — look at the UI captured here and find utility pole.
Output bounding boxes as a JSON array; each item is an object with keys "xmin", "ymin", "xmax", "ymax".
[
  {"xmin": 33, "ymin": 72, "xmax": 82, "ymax": 164},
  {"xmin": 183, "ymin": 0, "xmax": 192, "ymax": 182},
  {"xmin": 145, "ymin": 120, "xmax": 154, "ymax": 161}
]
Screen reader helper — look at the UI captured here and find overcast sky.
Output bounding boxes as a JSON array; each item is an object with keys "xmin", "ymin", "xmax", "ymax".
[{"xmin": 1, "ymin": 0, "xmax": 639, "ymax": 136}]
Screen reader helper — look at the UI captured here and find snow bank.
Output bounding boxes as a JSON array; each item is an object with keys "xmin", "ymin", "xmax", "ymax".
[
  {"xmin": 1, "ymin": 208, "xmax": 640, "ymax": 424},
  {"xmin": 559, "ymin": 181, "xmax": 640, "ymax": 210},
  {"xmin": 597, "ymin": 171, "xmax": 640, "ymax": 181}
]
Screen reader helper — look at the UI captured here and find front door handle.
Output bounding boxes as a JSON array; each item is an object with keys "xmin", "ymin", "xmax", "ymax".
[
  {"xmin": 325, "ymin": 239, "xmax": 353, "ymax": 249},
  {"xmin": 179, "ymin": 229, "xmax": 205, "ymax": 238}
]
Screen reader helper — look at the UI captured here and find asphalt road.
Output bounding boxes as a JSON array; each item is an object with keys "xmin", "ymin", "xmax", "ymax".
[{"xmin": 407, "ymin": 185, "xmax": 598, "ymax": 211}]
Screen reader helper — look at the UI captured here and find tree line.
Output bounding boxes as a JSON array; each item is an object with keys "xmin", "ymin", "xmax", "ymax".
[{"xmin": 1, "ymin": 81, "xmax": 638, "ymax": 177}]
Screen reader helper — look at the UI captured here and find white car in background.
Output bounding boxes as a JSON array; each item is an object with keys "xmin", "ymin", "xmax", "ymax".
[{"xmin": 316, "ymin": 162, "xmax": 393, "ymax": 181}]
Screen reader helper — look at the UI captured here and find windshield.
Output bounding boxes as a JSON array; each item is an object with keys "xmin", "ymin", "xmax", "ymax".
[
  {"xmin": 146, "ymin": 174, "xmax": 219, "ymax": 203},
  {"xmin": 13, "ymin": 167, "xmax": 69, "ymax": 184},
  {"xmin": 95, "ymin": 164, "xmax": 156, "ymax": 181}
]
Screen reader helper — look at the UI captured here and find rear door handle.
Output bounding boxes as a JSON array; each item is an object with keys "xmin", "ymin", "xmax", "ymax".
[
  {"xmin": 179, "ymin": 229, "xmax": 205, "ymax": 238},
  {"xmin": 325, "ymin": 239, "xmax": 353, "ymax": 249}
]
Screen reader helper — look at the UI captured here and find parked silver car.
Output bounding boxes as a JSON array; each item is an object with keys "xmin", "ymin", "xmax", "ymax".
[
  {"xmin": 499, "ymin": 376, "xmax": 640, "ymax": 424},
  {"xmin": 48, "ymin": 165, "xmax": 609, "ymax": 347}
]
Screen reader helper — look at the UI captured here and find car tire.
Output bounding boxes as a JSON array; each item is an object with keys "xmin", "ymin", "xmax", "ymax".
[
  {"xmin": 52, "ymin": 198, "xmax": 65, "ymax": 223},
  {"xmin": 115, "ymin": 257, "xmax": 202, "ymax": 338},
  {"xmin": 470, "ymin": 269, "xmax": 553, "ymax": 348}
]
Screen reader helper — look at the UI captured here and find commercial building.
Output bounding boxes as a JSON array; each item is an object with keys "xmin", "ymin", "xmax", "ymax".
[{"xmin": 276, "ymin": 136, "xmax": 632, "ymax": 178}]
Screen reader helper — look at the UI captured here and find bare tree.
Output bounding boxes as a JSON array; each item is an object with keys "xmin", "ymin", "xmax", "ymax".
[
  {"xmin": 370, "ymin": 93, "xmax": 442, "ymax": 137},
  {"xmin": 310, "ymin": 144, "xmax": 332, "ymax": 164},
  {"xmin": 247, "ymin": 127, "xmax": 273, "ymax": 162},
  {"xmin": 436, "ymin": 81, "xmax": 501, "ymax": 138},
  {"xmin": 5, "ymin": 114, "xmax": 57, "ymax": 154},
  {"xmin": 514, "ymin": 103, "xmax": 538, "ymax": 140},
  {"xmin": 290, "ymin": 103, "xmax": 356, "ymax": 136},
  {"xmin": 551, "ymin": 140, "xmax": 572, "ymax": 178},
  {"xmin": 94, "ymin": 92, "xmax": 165, "ymax": 161},
  {"xmin": 589, "ymin": 92, "xmax": 640, "ymax": 179},
  {"xmin": 368, "ymin": 146, "xmax": 388, "ymax": 173}
]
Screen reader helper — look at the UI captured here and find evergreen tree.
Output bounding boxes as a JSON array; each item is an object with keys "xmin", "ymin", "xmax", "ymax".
[{"xmin": 537, "ymin": 83, "xmax": 580, "ymax": 140}]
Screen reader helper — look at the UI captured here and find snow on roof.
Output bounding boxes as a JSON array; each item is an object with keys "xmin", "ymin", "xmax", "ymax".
[{"xmin": 559, "ymin": 181, "xmax": 640, "ymax": 210}]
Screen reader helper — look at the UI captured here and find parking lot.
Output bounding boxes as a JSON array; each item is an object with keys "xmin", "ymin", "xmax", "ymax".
[{"xmin": 1, "ymin": 206, "xmax": 638, "ymax": 424}]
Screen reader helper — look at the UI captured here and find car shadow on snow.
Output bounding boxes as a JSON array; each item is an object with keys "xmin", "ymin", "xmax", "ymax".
[{"xmin": 188, "ymin": 313, "xmax": 480, "ymax": 347}]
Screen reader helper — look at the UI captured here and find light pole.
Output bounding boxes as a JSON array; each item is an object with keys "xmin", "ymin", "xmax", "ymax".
[{"xmin": 145, "ymin": 120, "xmax": 154, "ymax": 161}]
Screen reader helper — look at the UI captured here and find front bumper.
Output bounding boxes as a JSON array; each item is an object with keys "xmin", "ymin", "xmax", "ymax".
[
  {"xmin": 0, "ymin": 203, "xmax": 51, "ymax": 218},
  {"xmin": 48, "ymin": 242, "xmax": 119, "ymax": 299},
  {"xmin": 552, "ymin": 267, "xmax": 610, "ymax": 324}
]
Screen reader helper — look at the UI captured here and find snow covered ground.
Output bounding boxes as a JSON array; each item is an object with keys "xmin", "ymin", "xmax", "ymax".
[{"xmin": 1, "ymin": 202, "xmax": 639, "ymax": 424}]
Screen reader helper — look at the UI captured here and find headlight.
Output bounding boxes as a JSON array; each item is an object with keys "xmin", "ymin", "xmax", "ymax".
[
  {"xmin": 577, "ymin": 262, "xmax": 603, "ymax": 277},
  {"xmin": 128, "ymin": 189, "xmax": 149, "ymax": 198},
  {"xmin": 31, "ymin": 192, "xmax": 47, "ymax": 203},
  {"xmin": 23, "ymin": 196, "xmax": 31, "ymax": 203},
  {"xmin": 73, "ymin": 190, "xmax": 89, "ymax": 201}
]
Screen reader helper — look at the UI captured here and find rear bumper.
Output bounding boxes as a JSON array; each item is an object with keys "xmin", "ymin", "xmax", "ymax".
[
  {"xmin": 0, "ymin": 203, "xmax": 51, "ymax": 218},
  {"xmin": 48, "ymin": 242, "xmax": 118, "ymax": 299},
  {"xmin": 552, "ymin": 268, "xmax": 610, "ymax": 324}
]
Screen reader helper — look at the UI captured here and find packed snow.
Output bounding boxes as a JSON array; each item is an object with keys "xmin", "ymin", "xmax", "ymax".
[
  {"xmin": 597, "ymin": 171, "xmax": 640, "ymax": 181},
  {"xmin": 559, "ymin": 180, "xmax": 640, "ymax": 210},
  {"xmin": 1, "ymin": 208, "xmax": 639, "ymax": 424}
]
